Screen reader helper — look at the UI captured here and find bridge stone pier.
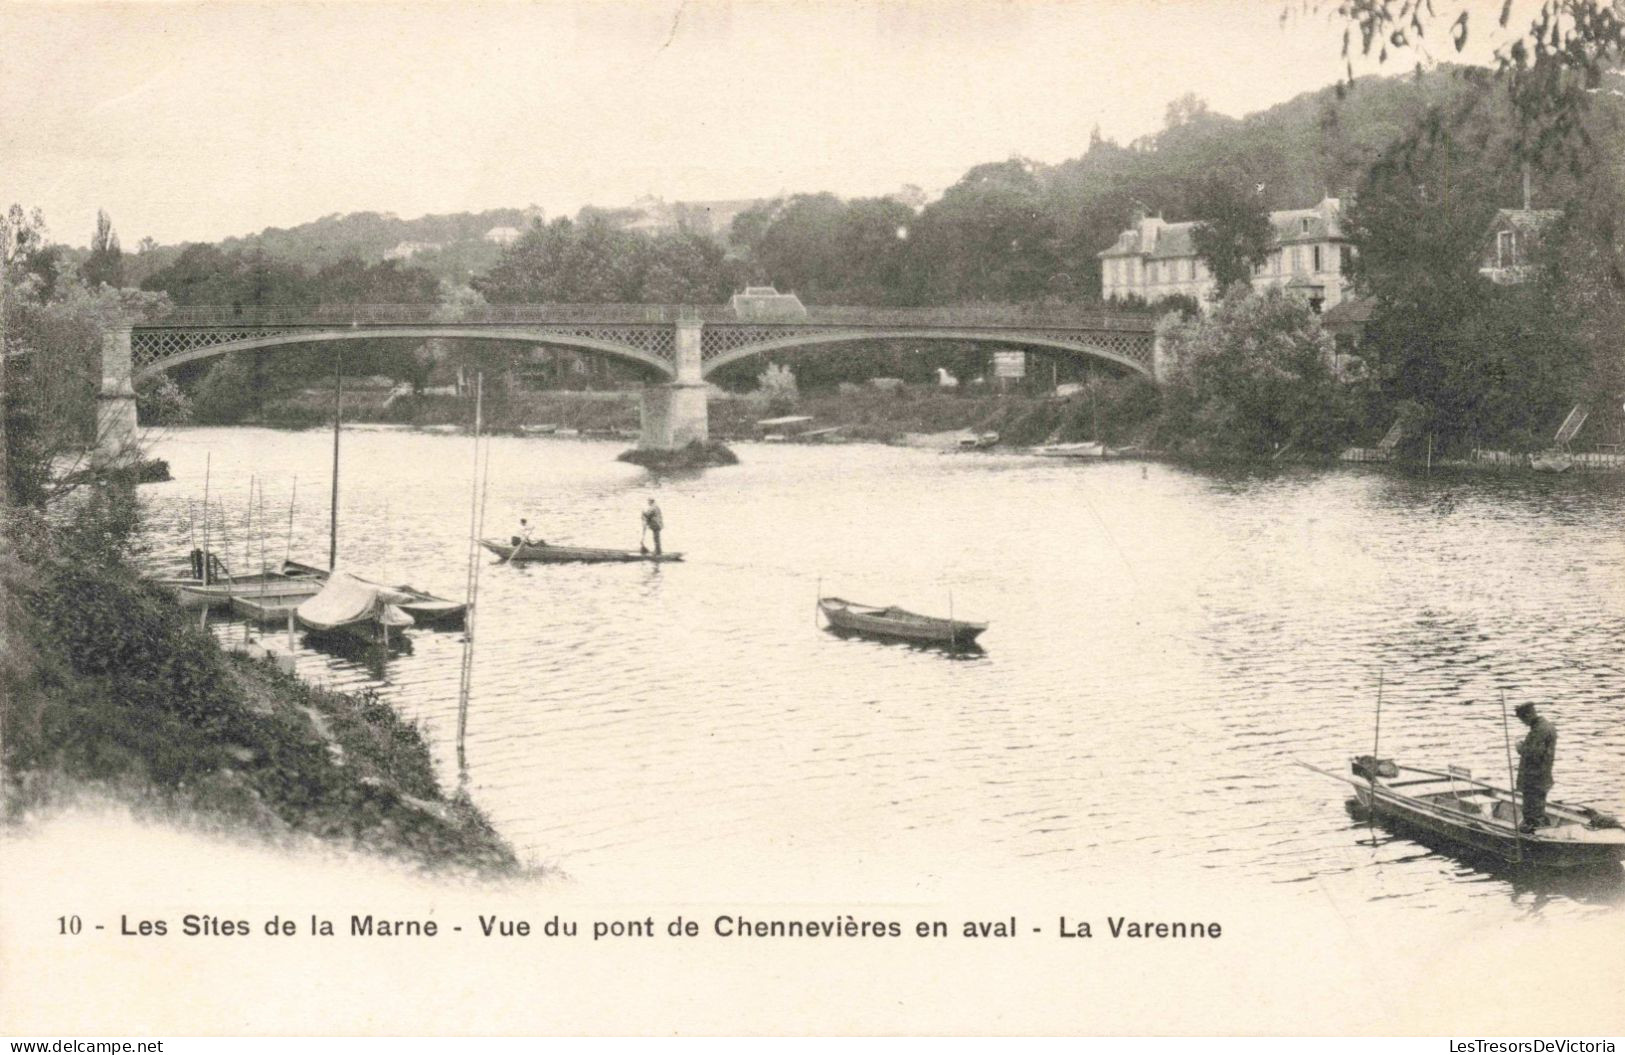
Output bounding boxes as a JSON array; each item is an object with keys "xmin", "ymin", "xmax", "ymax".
[
  {"xmin": 639, "ymin": 317, "xmax": 708, "ymax": 450},
  {"xmin": 100, "ymin": 303, "xmax": 1158, "ymax": 463},
  {"xmin": 96, "ymin": 328, "xmax": 141, "ymax": 466}
]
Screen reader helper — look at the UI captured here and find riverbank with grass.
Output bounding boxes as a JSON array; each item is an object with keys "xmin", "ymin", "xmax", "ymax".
[
  {"xmin": 240, "ymin": 379, "xmax": 1161, "ymax": 449},
  {"xmin": 223, "ymin": 378, "xmax": 1623, "ymax": 475},
  {"xmin": 0, "ymin": 484, "xmax": 519, "ymax": 875}
]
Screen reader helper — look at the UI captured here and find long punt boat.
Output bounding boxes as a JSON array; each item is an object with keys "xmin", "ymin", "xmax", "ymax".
[
  {"xmin": 1300, "ymin": 757, "xmax": 1625, "ymax": 869},
  {"xmin": 479, "ymin": 538, "xmax": 684, "ymax": 563},
  {"xmin": 817, "ymin": 597, "xmax": 987, "ymax": 647}
]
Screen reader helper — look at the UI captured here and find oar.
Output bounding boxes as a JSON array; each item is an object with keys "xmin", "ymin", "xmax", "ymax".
[{"xmin": 1296, "ymin": 758, "xmax": 1368, "ymax": 789}]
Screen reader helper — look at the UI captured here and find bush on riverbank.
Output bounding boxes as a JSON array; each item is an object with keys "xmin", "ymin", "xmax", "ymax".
[
  {"xmin": 705, "ymin": 380, "xmax": 1161, "ymax": 447},
  {"xmin": 250, "ymin": 387, "xmax": 643, "ymax": 435},
  {"xmin": 1152, "ymin": 289, "xmax": 1357, "ymax": 459},
  {"xmin": 0, "ymin": 488, "xmax": 517, "ymax": 873},
  {"xmin": 617, "ymin": 439, "xmax": 739, "ymax": 469}
]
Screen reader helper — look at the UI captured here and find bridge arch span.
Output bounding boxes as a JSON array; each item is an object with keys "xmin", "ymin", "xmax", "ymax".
[
  {"xmin": 129, "ymin": 325, "xmax": 677, "ymax": 385},
  {"xmin": 699, "ymin": 328, "xmax": 1153, "ymax": 381}
]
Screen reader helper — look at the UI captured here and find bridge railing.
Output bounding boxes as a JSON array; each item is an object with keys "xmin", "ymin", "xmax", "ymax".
[
  {"xmin": 140, "ymin": 304, "xmax": 694, "ymax": 328},
  {"xmin": 138, "ymin": 303, "xmax": 1155, "ymax": 331},
  {"xmin": 756, "ymin": 304, "xmax": 1156, "ymax": 331}
]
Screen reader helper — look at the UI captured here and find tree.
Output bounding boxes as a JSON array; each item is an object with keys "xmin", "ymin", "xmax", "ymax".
[
  {"xmin": 1544, "ymin": 167, "xmax": 1625, "ymax": 430},
  {"xmin": 640, "ymin": 229, "xmax": 733, "ymax": 303},
  {"xmin": 1344, "ymin": 126, "xmax": 1590, "ymax": 451},
  {"xmin": 1190, "ymin": 179, "xmax": 1275, "ymax": 294},
  {"xmin": 474, "ymin": 216, "xmax": 649, "ymax": 303},
  {"xmin": 82, "ymin": 209, "xmax": 124, "ymax": 288},
  {"xmin": 1156, "ymin": 286, "xmax": 1354, "ymax": 456},
  {"xmin": 905, "ymin": 158, "xmax": 1060, "ymax": 302},
  {"xmin": 4, "ymin": 234, "xmax": 170, "ymax": 505},
  {"xmin": 747, "ymin": 193, "xmax": 849, "ymax": 297},
  {"xmin": 1164, "ymin": 92, "xmax": 1211, "ymax": 129},
  {"xmin": 1313, "ymin": 0, "xmax": 1625, "ymax": 162}
]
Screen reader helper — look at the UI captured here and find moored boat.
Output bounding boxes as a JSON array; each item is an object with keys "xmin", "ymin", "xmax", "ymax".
[
  {"xmin": 157, "ymin": 556, "xmax": 327, "ymax": 608},
  {"xmin": 1300, "ymin": 756, "xmax": 1625, "ymax": 869},
  {"xmin": 1031, "ymin": 441, "xmax": 1106, "ymax": 459},
  {"xmin": 278, "ymin": 560, "xmax": 467, "ymax": 626},
  {"xmin": 294, "ymin": 571, "xmax": 416, "ymax": 643},
  {"xmin": 817, "ymin": 597, "xmax": 987, "ymax": 647},
  {"xmin": 479, "ymin": 538, "xmax": 683, "ymax": 563},
  {"xmin": 1530, "ymin": 449, "xmax": 1574, "ymax": 473}
]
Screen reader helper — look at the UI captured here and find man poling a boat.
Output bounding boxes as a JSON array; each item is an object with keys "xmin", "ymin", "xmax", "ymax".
[
  {"xmin": 1514, "ymin": 702, "xmax": 1557, "ymax": 833},
  {"xmin": 641, "ymin": 499, "xmax": 663, "ymax": 556},
  {"xmin": 511, "ymin": 518, "xmax": 542, "ymax": 547}
]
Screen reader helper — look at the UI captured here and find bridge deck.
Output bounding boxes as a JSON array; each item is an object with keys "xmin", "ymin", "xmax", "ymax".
[{"xmin": 133, "ymin": 303, "xmax": 1156, "ymax": 332}]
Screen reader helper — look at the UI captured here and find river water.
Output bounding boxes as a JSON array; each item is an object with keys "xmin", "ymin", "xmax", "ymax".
[{"xmin": 137, "ymin": 426, "xmax": 1625, "ymax": 919}]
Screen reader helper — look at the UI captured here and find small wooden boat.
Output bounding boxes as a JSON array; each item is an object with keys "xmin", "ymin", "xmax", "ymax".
[
  {"xmin": 161, "ymin": 568, "xmax": 327, "ymax": 608},
  {"xmin": 295, "ymin": 572, "xmax": 416, "ymax": 644},
  {"xmin": 279, "ymin": 560, "xmax": 467, "ymax": 626},
  {"xmin": 1530, "ymin": 449, "xmax": 1574, "ymax": 473},
  {"xmin": 1031, "ymin": 441, "xmax": 1106, "ymax": 459},
  {"xmin": 817, "ymin": 597, "xmax": 987, "ymax": 647},
  {"xmin": 958, "ymin": 431, "xmax": 999, "ymax": 450},
  {"xmin": 479, "ymin": 538, "xmax": 683, "ymax": 563},
  {"xmin": 1300, "ymin": 757, "xmax": 1625, "ymax": 869}
]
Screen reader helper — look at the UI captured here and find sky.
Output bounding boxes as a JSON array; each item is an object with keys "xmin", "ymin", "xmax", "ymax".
[{"xmin": 1, "ymin": 0, "xmax": 1515, "ymax": 248}]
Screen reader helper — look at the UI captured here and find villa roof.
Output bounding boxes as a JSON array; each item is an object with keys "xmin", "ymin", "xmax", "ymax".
[
  {"xmin": 1101, "ymin": 197, "xmax": 1347, "ymax": 259},
  {"xmin": 1489, "ymin": 208, "xmax": 1563, "ymax": 234}
]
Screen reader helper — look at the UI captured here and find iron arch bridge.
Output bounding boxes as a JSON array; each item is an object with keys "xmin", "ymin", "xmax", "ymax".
[
  {"xmin": 96, "ymin": 304, "xmax": 1157, "ymax": 458},
  {"xmin": 124, "ymin": 303, "xmax": 1156, "ymax": 384}
]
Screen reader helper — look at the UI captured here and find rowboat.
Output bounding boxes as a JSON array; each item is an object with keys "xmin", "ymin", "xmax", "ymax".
[
  {"xmin": 1530, "ymin": 449, "xmax": 1574, "ymax": 473},
  {"xmin": 279, "ymin": 560, "xmax": 467, "ymax": 626},
  {"xmin": 1031, "ymin": 441, "xmax": 1106, "ymax": 459},
  {"xmin": 1300, "ymin": 757, "xmax": 1625, "ymax": 869},
  {"xmin": 479, "ymin": 538, "xmax": 684, "ymax": 563},
  {"xmin": 817, "ymin": 597, "xmax": 987, "ymax": 647},
  {"xmin": 158, "ymin": 564, "xmax": 328, "ymax": 608},
  {"xmin": 295, "ymin": 571, "xmax": 417, "ymax": 643}
]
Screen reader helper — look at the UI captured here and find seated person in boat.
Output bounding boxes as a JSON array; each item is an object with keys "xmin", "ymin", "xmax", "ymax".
[
  {"xmin": 1514, "ymin": 702, "xmax": 1557, "ymax": 832},
  {"xmin": 511, "ymin": 518, "xmax": 544, "ymax": 547}
]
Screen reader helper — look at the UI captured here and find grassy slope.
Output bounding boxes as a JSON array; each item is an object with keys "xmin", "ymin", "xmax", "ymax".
[{"xmin": 1, "ymin": 500, "xmax": 517, "ymax": 874}]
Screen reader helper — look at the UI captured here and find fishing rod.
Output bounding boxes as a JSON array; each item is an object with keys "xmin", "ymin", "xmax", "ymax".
[
  {"xmin": 1501, "ymin": 690, "xmax": 1522, "ymax": 865},
  {"xmin": 201, "ymin": 453, "xmax": 212, "ymax": 585},
  {"xmin": 1368, "ymin": 670, "xmax": 1383, "ymax": 845},
  {"xmin": 285, "ymin": 476, "xmax": 297, "ymax": 565},
  {"xmin": 457, "ymin": 372, "xmax": 487, "ymax": 779}
]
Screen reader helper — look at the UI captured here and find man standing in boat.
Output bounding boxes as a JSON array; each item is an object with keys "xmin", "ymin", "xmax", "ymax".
[
  {"xmin": 1514, "ymin": 702, "xmax": 1557, "ymax": 832},
  {"xmin": 641, "ymin": 499, "xmax": 663, "ymax": 556}
]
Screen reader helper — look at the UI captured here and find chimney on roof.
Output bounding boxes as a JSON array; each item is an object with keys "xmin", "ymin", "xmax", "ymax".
[{"xmin": 1522, "ymin": 162, "xmax": 1532, "ymax": 211}]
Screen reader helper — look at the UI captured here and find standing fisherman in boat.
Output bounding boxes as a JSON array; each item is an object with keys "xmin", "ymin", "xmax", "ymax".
[
  {"xmin": 1514, "ymin": 702, "xmax": 1557, "ymax": 833},
  {"xmin": 641, "ymin": 499, "xmax": 664, "ymax": 556}
]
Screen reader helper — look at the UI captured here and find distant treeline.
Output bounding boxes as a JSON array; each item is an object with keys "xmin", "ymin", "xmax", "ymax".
[{"xmin": 7, "ymin": 65, "xmax": 1623, "ymax": 456}]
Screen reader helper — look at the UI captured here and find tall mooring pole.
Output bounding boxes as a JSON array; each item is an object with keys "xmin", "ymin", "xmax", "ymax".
[{"xmin": 329, "ymin": 349, "xmax": 342, "ymax": 570}]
